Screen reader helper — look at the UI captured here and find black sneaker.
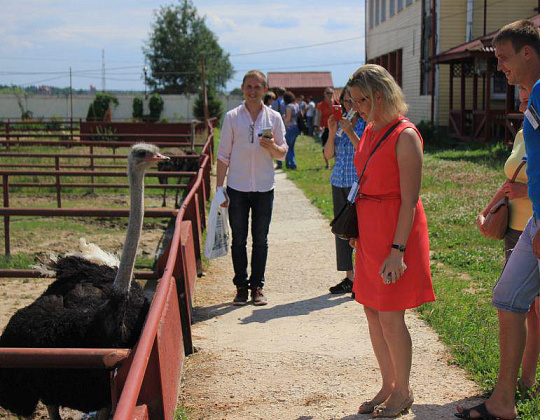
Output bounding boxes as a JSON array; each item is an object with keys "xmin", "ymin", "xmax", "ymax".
[
  {"xmin": 329, "ymin": 278, "xmax": 353, "ymax": 294},
  {"xmin": 251, "ymin": 287, "xmax": 268, "ymax": 306},
  {"xmin": 233, "ymin": 287, "xmax": 249, "ymax": 306}
]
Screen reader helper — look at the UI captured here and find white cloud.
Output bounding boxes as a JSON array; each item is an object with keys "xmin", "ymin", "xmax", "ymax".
[{"xmin": 205, "ymin": 12, "xmax": 238, "ymax": 32}]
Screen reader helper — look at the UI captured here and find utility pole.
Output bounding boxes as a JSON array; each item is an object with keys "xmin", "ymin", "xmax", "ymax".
[
  {"xmin": 201, "ymin": 59, "xmax": 209, "ymax": 129},
  {"xmin": 69, "ymin": 67, "xmax": 73, "ymax": 138},
  {"xmin": 101, "ymin": 49, "xmax": 106, "ymax": 92}
]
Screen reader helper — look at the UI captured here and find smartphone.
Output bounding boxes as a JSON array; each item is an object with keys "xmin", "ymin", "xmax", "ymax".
[
  {"xmin": 259, "ymin": 127, "xmax": 273, "ymax": 138},
  {"xmin": 332, "ymin": 104, "xmax": 343, "ymax": 122}
]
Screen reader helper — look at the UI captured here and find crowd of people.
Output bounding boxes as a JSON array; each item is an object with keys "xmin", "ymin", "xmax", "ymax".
[{"xmin": 215, "ymin": 18, "xmax": 540, "ymax": 419}]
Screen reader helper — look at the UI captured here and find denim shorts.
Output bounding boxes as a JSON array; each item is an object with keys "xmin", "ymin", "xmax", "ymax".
[{"xmin": 492, "ymin": 217, "xmax": 540, "ymax": 314}]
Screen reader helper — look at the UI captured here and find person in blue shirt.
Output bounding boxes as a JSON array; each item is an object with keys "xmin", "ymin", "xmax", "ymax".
[
  {"xmin": 324, "ymin": 88, "xmax": 366, "ymax": 297},
  {"xmin": 457, "ymin": 19, "xmax": 540, "ymax": 420},
  {"xmin": 271, "ymin": 87, "xmax": 286, "ymax": 117}
]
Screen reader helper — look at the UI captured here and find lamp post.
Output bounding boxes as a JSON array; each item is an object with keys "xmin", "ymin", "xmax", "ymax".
[{"xmin": 143, "ymin": 66, "xmax": 148, "ymax": 100}]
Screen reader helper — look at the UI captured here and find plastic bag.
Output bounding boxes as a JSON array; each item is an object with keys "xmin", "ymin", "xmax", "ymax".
[{"xmin": 204, "ymin": 188, "xmax": 230, "ymax": 259}]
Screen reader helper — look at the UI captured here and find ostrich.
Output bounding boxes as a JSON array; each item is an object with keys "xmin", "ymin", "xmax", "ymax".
[
  {"xmin": 157, "ymin": 147, "xmax": 199, "ymax": 207},
  {"xmin": 0, "ymin": 143, "xmax": 168, "ymax": 420}
]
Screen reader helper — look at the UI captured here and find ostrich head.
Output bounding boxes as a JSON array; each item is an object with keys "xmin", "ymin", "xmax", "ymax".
[{"xmin": 128, "ymin": 143, "xmax": 169, "ymax": 174}]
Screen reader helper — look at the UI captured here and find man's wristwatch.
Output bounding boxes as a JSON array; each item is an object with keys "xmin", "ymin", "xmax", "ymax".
[{"xmin": 391, "ymin": 244, "xmax": 406, "ymax": 253}]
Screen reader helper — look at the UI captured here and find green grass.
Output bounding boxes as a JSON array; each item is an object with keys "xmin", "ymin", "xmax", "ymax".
[
  {"xmin": 173, "ymin": 405, "xmax": 192, "ymax": 420},
  {"xmin": 287, "ymin": 134, "xmax": 540, "ymax": 416}
]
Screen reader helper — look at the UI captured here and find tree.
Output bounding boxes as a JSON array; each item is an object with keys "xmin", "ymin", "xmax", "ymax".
[
  {"xmin": 193, "ymin": 85, "xmax": 223, "ymax": 121},
  {"xmin": 143, "ymin": 0, "xmax": 234, "ymax": 94},
  {"xmin": 229, "ymin": 87, "xmax": 243, "ymax": 96}
]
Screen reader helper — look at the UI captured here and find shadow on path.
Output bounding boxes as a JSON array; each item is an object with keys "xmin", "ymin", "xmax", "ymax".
[
  {"xmin": 191, "ymin": 301, "xmax": 243, "ymax": 324},
  {"xmin": 240, "ymin": 294, "xmax": 352, "ymax": 324},
  {"xmin": 191, "ymin": 293, "xmax": 353, "ymax": 325},
  {"xmin": 334, "ymin": 395, "xmax": 484, "ymax": 420}
]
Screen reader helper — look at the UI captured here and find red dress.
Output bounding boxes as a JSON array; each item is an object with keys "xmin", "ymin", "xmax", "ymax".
[{"xmin": 352, "ymin": 117, "xmax": 435, "ymax": 311}]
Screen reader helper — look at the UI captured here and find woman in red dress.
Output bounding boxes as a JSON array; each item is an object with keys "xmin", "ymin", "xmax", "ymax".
[{"xmin": 347, "ymin": 64, "xmax": 435, "ymax": 418}]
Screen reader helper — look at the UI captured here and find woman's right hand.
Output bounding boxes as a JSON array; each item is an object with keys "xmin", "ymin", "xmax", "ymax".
[
  {"xmin": 502, "ymin": 181, "xmax": 528, "ymax": 200},
  {"xmin": 328, "ymin": 115, "xmax": 338, "ymax": 135},
  {"xmin": 349, "ymin": 238, "xmax": 356, "ymax": 249},
  {"xmin": 339, "ymin": 117, "xmax": 353, "ymax": 136}
]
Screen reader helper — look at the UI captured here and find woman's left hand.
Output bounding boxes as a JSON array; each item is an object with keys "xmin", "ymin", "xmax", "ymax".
[{"xmin": 379, "ymin": 251, "xmax": 406, "ymax": 285}]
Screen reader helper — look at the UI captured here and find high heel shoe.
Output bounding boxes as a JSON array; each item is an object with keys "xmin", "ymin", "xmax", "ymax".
[
  {"xmin": 372, "ymin": 392, "xmax": 414, "ymax": 418},
  {"xmin": 358, "ymin": 399, "xmax": 382, "ymax": 414}
]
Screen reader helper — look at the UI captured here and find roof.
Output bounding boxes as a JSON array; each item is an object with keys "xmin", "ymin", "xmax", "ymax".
[
  {"xmin": 267, "ymin": 72, "xmax": 334, "ymax": 89},
  {"xmin": 433, "ymin": 13, "xmax": 540, "ymax": 64}
]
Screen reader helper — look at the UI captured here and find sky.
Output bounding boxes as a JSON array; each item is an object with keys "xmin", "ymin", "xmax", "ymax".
[{"xmin": 0, "ymin": 0, "xmax": 366, "ymax": 93}]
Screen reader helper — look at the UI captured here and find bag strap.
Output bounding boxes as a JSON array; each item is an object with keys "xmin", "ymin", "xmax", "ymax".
[
  {"xmin": 355, "ymin": 119, "xmax": 407, "ymax": 185},
  {"xmin": 510, "ymin": 160, "xmax": 526, "ymax": 183}
]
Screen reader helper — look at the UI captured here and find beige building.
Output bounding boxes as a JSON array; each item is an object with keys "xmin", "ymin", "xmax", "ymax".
[{"xmin": 365, "ymin": 0, "xmax": 539, "ymax": 131}]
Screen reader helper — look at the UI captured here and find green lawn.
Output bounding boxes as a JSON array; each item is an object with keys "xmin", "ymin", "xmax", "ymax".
[{"xmin": 286, "ymin": 134, "xmax": 540, "ymax": 416}]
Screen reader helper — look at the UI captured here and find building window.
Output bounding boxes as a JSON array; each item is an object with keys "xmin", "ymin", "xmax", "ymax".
[
  {"xmin": 368, "ymin": 49, "xmax": 403, "ymax": 87},
  {"xmin": 376, "ymin": 0, "xmax": 380, "ymax": 25},
  {"xmin": 369, "ymin": 0, "xmax": 374, "ymax": 28},
  {"xmin": 390, "ymin": 0, "xmax": 395, "ymax": 16},
  {"xmin": 397, "ymin": 0, "xmax": 403, "ymax": 11},
  {"xmin": 381, "ymin": 0, "xmax": 386, "ymax": 21}
]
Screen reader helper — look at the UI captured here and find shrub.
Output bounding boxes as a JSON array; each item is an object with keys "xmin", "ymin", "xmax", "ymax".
[
  {"xmin": 86, "ymin": 92, "xmax": 119, "ymax": 121},
  {"xmin": 417, "ymin": 120, "xmax": 452, "ymax": 149},
  {"xmin": 132, "ymin": 97, "xmax": 144, "ymax": 120},
  {"xmin": 148, "ymin": 93, "xmax": 164, "ymax": 122}
]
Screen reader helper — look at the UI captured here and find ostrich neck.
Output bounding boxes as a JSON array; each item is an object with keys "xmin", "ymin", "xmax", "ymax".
[{"xmin": 113, "ymin": 167, "xmax": 145, "ymax": 295}]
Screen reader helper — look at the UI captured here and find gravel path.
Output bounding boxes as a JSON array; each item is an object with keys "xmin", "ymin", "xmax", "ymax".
[{"xmin": 180, "ymin": 171, "xmax": 483, "ymax": 419}]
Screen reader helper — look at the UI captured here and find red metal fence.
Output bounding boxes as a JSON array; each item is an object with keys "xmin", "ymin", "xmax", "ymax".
[{"xmin": 0, "ymin": 120, "xmax": 215, "ymax": 419}]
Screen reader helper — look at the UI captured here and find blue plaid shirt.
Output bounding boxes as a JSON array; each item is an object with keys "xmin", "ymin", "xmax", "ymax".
[{"xmin": 330, "ymin": 118, "xmax": 366, "ymax": 188}]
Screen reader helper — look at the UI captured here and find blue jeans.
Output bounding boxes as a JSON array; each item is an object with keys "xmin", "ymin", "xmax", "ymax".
[
  {"xmin": 227, "ymin": 187, "xmax": 274, "ymax": 289},
  {"xmin": 307, "ymin": 116, "xmax": 314, "ymax": 136},
  {"xmin": 285, "ymin": 125, "xmax": 300, "ymax": 169}
]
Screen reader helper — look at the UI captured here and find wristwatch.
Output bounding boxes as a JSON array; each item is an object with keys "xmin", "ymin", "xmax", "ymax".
[{"xmin": 391, "ymin": 244, "xmax": 406, "ymax": 253}]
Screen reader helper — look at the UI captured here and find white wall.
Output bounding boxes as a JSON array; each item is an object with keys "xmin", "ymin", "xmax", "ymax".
[{"xmin": 0, "ymin": 93, "xmax": 243, "ymax": 121}]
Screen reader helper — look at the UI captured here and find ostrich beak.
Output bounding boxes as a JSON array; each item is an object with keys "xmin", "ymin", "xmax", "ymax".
[{"xmin": 147, "ymin": 153, "xmax": 170, "ymax": 162}]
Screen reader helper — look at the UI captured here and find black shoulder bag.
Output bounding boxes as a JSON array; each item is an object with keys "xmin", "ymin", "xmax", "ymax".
[{"xmin": 330, "ymin": 119, "xmax": 406, "ymax": 240}]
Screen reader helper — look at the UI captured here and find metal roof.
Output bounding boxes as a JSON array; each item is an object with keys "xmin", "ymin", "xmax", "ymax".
[
  {"xmin": 267, "ymin": 72, "xmax": 334, "ymax": 89},
  {"xmin": 432, "ymin": 13, "xmax": 540, "ymax": 64}
]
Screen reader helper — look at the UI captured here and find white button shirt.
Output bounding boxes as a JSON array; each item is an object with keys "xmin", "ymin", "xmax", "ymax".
[{"xmin": 218, "ymin": 102, "xmax": 287, "ymax": 192}]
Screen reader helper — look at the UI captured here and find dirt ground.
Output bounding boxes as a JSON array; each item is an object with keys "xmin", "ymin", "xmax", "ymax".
[
  {"xmin": 179, "ymin": 171, "xmax": 485, "ymax": 420},
  {"xmin": 0, "ymin": 193, "xmax": 170, "ymax": 419}
]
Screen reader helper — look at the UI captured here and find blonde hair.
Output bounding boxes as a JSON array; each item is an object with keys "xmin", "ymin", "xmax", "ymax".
[{"xmin": 347, "ymin": 64, "xmax": 408, "ymax": 121}]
